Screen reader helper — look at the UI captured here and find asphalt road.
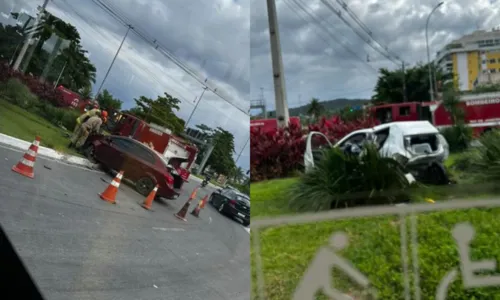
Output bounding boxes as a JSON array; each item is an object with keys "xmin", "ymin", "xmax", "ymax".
[{"xmin": 0, "ymin": 145, "xmax": 250, "ymax": 300}]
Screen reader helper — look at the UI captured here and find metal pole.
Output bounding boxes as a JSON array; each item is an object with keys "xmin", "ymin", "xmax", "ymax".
[
  {"xmin": 185, "ymin": 86, "xmax": 210, "ymax": 129},
  {"xmin": 12, "ymin": 0, "xmax": 49, "ymax": 71},
  {"xmin": 402, "ymin": 61, "xmax": 408, "ymax": 102},
  {"xmin": 266, "ymin": 0, "xmax": 289, "ymax": 128},
  {"xmin": 235, "ymin": 135, "xmax": 250, "ymax": 164},
  {"xmin": 94, "ymin": 25, "xmax": 132, "ymax": 99},
  {"xmin": 53, "ymin": 61, "xmax": 67, "ymax": 88},
  {"xmin": 425, "ymin": 2, "xmax": 444, "ymax": 101},
  {"xmin": 196, "ymin": 142, "xmax": 215, "ymax": 175}
]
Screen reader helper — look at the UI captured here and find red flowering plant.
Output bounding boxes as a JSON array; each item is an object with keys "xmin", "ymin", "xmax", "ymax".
[{"xmin": 250, "ymin": 113, "xmax": 378, "ymax": 182}]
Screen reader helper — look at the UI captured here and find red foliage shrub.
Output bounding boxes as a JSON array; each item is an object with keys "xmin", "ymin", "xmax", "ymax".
[
  {"xmin": 250, "ymin": 115, "xmax": 379, "ymax": 182},
  {"xmin": 0, "ymin": 61, "xmax": 65, "ymax": 107}
]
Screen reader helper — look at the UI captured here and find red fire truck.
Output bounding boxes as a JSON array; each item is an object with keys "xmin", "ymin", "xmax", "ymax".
[
  {"xmin": 86, "ymin": 113, "xmax": 198, "ymax": 184},
  {"xmin": 56, "ymin": 85, "xmax": 98, "ymax": 113},
  {"xmin": 370, "ymin": 91, "xmax": 500, "ymax": 136},
  {"xmin": 250, "ymin": 117, "xmax": 301, "ymax": 133}
]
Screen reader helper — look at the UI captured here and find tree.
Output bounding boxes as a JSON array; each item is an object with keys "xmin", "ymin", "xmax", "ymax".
[
  {"xmin": 10, "ymin": 10, "xmax": 97, "ymax": 91},
  {"xmin": 372, "ymin": 63, "xmax": 451, "ymax": 104},
  {"xmin": 79, "ymin": 86, "xmax": 93, "ymax": 100},
  {"xmin": 0, "ymin": 25, "xmax": 24, "ymax": 61},
  {"xmin": 307, "ymin": 98, "xmax": 323, "ymax": 119},
  {"xmin": 194, "ymin": 124, "xmax": 236, "ymax": 176},
  {"xmin": 96, "ymin": 89, "xmax": 123, "ymax": 111},
  {"xmin": 127, "ymin": 92, "xmax": 185, "ymax": 134},
  {"xmin": 231, "ymin": 166, "xmax": 246, "ymax": 183}
]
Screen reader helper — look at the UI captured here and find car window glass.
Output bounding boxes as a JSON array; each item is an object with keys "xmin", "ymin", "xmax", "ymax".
[
  {"xmin": 111, "ymin": 138, "xmax": 133, "ymax": 151},
  {"xmin": 223, "ymin": 190, "xmax": 235, "ymax": 198},
  {"xmin": 128, "ymin": 144, "xmax": 156, "ymax": 164},
  {"xmin": 374, "ymin": 128, "xmax": 390, "ymax": 149},
  {"xmin": 339, "ymin": 133, "xmax": 366, "ymax": 147}
]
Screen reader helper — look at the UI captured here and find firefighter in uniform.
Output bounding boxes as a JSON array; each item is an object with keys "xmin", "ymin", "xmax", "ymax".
[
  {"xmin": 69, "ymin": 114, "xmax": 106, "ymax": 150},
  {"xmin": 73, "ymin": 108, "xmax": 106, "ymax": 135}
]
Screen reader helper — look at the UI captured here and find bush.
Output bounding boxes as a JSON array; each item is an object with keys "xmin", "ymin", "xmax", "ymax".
[
  {"xmin": 250, "ymin": 121, "xmax": 306, "ymax": 182},
  {"xmin": 0, "ymin": 78, "xmax": 39, "ymax": 109},
  {"xmin": 250, "ymin": 115, "xmax": 377, "ymax": 182},
  {"xmin": 469, "ymin": 130, "xmax": 500, "ymax": 182},
  {"xmin": 440, "ymin": 125, "xmax": 473, "ymax": 152},
  {"xmin": 37, "ymin": 101, "xmax": 79, "ymax": 131},
  {"xmin": 0, "ymin": 61, "xmax": 65, "ymax": 107},
  {"xmin": 0, "ymin": 76, "xmax": 80, "ymax": 131},
  {"xmin": 288, "ymin": 145, "xmax": 412, "ymax": 211}
]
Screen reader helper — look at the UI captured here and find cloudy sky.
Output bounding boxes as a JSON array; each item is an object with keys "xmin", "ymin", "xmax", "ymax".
[
  {"xmin": 1, "ymin": 0, "xmax": 250, "ymax": 171},
  {"xmin": 251, "ymin": 0, "xmax": 500, "ymax": 113}
]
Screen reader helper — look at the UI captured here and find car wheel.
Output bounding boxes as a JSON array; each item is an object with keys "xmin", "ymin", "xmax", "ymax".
[
  {"xmin": 136, "ymin": 177, "xmax": 155, "ymax": 196},
  {"xmin": 208, "ymin": 195, "xmax": 213, "ymax": 204},
  {"xmin": 243, "ymin": 221, "xmax": 250, "ymax": 227},
  {"xmin": 84, "ymin": 145, "xmax": 97, "ymax": 163}
]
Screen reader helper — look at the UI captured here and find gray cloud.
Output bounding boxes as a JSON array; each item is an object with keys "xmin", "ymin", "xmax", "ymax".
[
  {"xmin": 250, "ymin": 0, "xmax": 500, "ymax": 111},
  {"xmin": 1, "ymin": 0, "xmax": 250, "ymax": 170}
]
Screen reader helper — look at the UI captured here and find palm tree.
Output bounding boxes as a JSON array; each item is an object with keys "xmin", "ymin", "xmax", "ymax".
[
  {"xmin": 232, "ymin": 166, "xmax": 245, "ymax": 183},
  {"xmin": 307, "ymin": 98, "xmax": 324, "ymax": 120},
  {"xmin": 79, "ymin": 85, "xmax": 93, "ymax": 100}
]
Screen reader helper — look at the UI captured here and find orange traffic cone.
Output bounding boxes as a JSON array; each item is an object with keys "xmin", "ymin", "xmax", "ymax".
[
  {"xmin": 12, "ymin": 136, "xmax": 40, "ymax": 179},
  {"xmin": 141, "ymin": 184, "xmax": 158, "ymax": 210},
  {"xmin": 99, "ymin": 171, "xmax": 124, "ymax": 204},
  {"xmin": 191, "ymin": 195, "xmax": 208, "ymax": 218},
  {"xmin": 174, "ymin": 187, "xmax": 199, "ymax": 222}
]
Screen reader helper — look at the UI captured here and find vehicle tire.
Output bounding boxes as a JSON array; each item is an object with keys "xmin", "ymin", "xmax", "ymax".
[
  {"xmin": 83, "ymin": 145, "xmax": 97, "ymax": 163},
  {"xmin": 243, "ymin": 221, "xmax": 250, "ymax": 227},
  {"xmin": 136, "ymin": 177, "xmax": 155, "ymax": 196},
  {"xmin": 208, "ymin": 195, "xmax": 213, "ymax": 205},
  {"xmin": 428, "ymin": 163, "xmax": 449, "ymax": 185}
]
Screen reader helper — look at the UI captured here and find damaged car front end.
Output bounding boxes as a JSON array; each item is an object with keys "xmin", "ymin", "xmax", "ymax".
[{"xmin": 304, "ymin": 121, "xmax": 450, "ymax": 185}]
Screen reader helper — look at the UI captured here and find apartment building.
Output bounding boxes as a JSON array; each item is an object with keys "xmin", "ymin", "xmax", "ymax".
[{"xmin": 435, "ymin": 28, "xmax": 500, "ymax": 91}]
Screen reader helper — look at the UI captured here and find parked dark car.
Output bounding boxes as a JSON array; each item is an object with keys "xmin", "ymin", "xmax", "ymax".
[
  {"xmin": 209, "ymin": 188, "xmax": 250, "ymax": 226},
  {"xmin": 87, "ymin": 135, "xmax": 182, "ymax": 199}
]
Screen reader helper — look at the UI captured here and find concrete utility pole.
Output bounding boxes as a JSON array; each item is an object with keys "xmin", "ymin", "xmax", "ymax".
[
  {"xmin": 426, "ymin": 2, "xmax": 444, "ymax": 101},
  {"xmin": 196, "ymin": 142, "xmax": 215, "ymax": 175},
  {"xmin": 94, "ymin": 24, "xmax": 132, "ymax": 100},
  {"xmin": 185, "ymin": 82, "xmax": 213, "ymax": 129},
  {"xmin": 266, "ymin": 0, "xmax": 289, "ymax": 128},
  {"xmin": 235, "ymin": 135, "xmax": 250, "ymax": 165},
  {"xmin": 12, "ymin": 0, "xmax": 49, "ymax": 71},
  {"xmin": 402, "ymin": 61, "xmax": 408, "ymax": 102}
]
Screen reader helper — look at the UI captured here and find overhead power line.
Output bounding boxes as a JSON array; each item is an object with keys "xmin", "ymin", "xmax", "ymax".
[
  {"xmin": 90, "ymin": 0, "xmax": 249, "ymax": 115},
  {"xmin": 322, "ymin": 0, "xmax": 404, "ymax": 64},
  {"xmin": 286, "ymin": 0, "xmax": 379, "ymax": 74},
  {"xmin": 320, "ymin": 0, "xmax": 399, "ymax": 66}
]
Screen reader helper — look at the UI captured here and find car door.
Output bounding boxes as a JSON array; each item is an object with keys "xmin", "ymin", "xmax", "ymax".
[
  {"xmin": 304, "ymin": 131, "xmax": 333, "ymax": 173},
  {"xmin": 97, "ymin": 137, "xmax": 131, "ymax": 171},
  {"xmin": 214, "ymin": 189, "xmax": 231, "ymax": 207},
  {"xmin": 119, "ymin": 143, "xmax": 157, "ymax": 182}
]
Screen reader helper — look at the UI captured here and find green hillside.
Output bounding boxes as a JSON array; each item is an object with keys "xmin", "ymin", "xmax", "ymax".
[{"xmin": 263, "ymin": 98, "xmax": 370, "ymax": 117}]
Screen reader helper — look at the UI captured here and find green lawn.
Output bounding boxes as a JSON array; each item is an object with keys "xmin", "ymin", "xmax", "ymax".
[
  {"xmin": 251, "ymin": 158, "xmax": 500, "ymax": 299},
  {"xmin": 0, "ymin": 98, "xmax": 79, "ymax": 155}
]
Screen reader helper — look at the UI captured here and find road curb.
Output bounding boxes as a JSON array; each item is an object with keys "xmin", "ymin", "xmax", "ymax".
[
  {"xmin": 0, "ymin": 133, "xmax": 95, "ymax": 169},
  {"xmin": 0, "ymin": 133, "xmax": 209, "ymax": 183}
]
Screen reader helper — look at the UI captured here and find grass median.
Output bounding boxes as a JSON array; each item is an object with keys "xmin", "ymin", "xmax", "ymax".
[
  {"xmin": 0, "ymin": 98, "xmax": 80, "ymax": 156},
  {"xmin": 250, "ymin": 156, "xmax": 500, "ymax": 299}
]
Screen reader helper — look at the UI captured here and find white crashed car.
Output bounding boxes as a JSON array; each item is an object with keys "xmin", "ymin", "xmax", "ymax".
[{"xmin": 304, "ymin": 121, "xmax": 450, "ymax": 185}]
